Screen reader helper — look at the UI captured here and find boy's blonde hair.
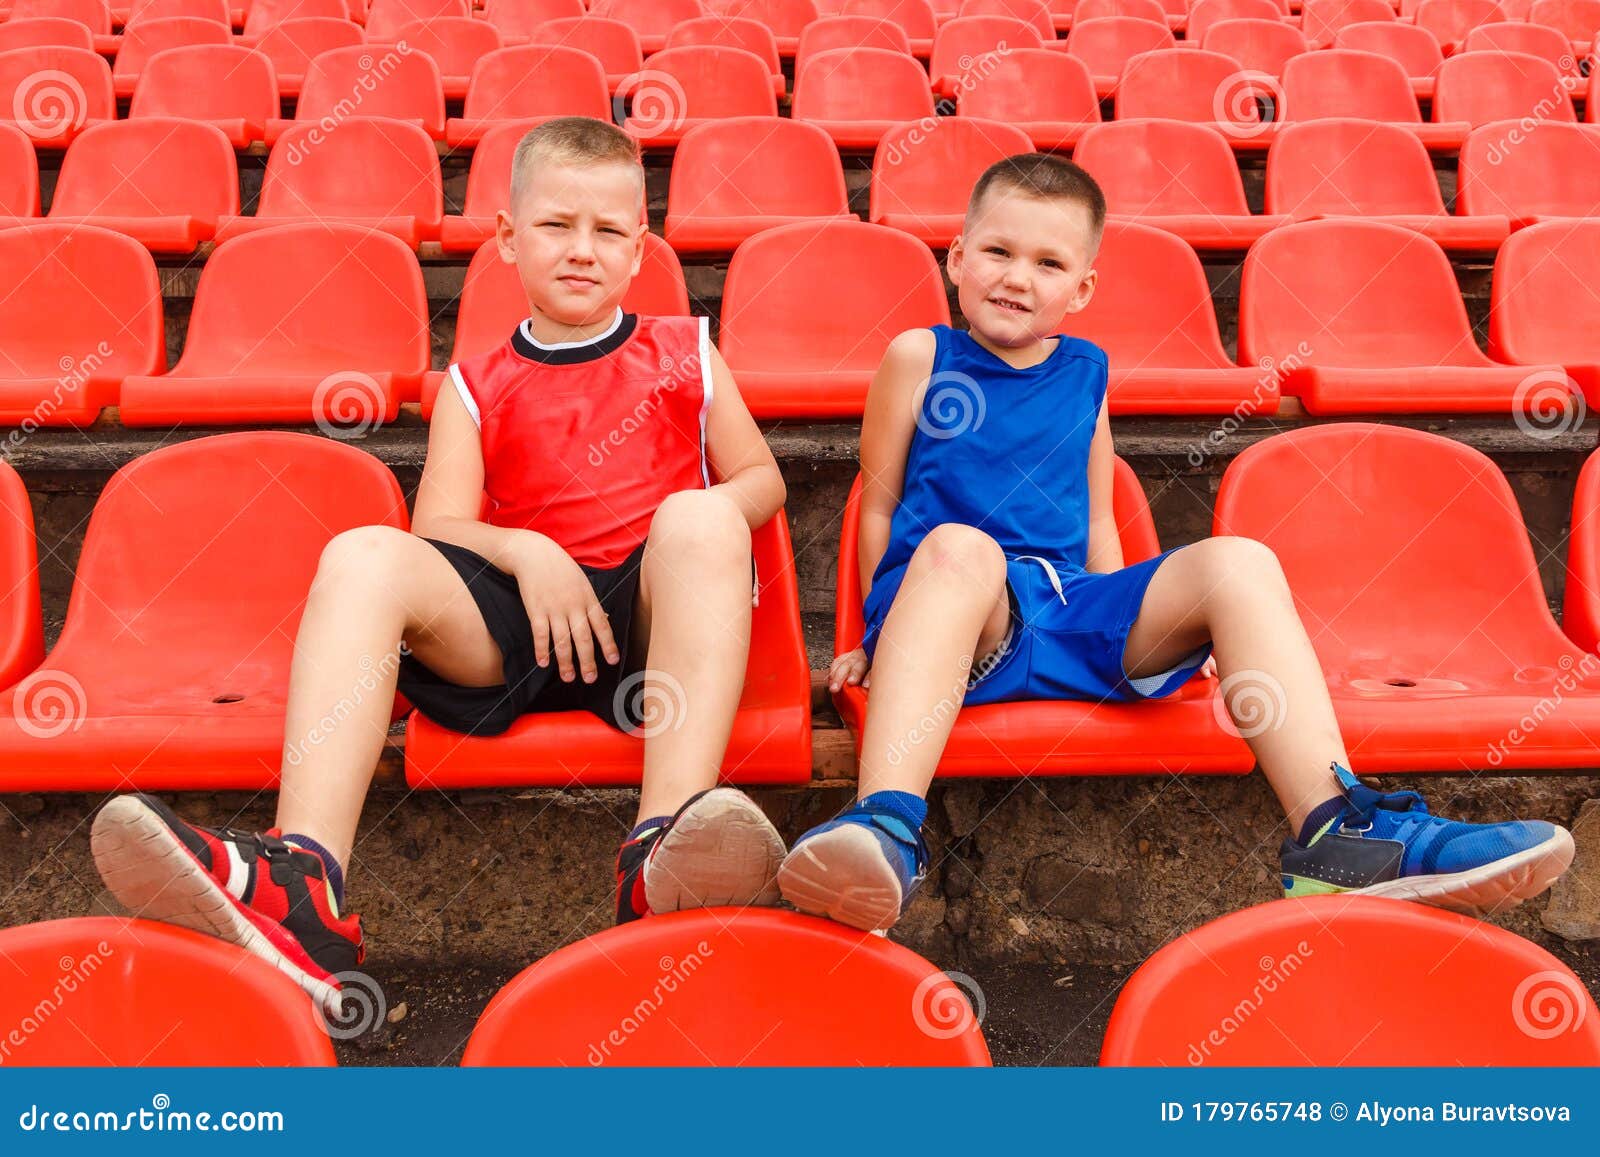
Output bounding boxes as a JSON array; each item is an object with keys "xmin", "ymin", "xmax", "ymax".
[
  {"xmin": 508, "ymin": 116, "xmax": 645, "ymax": 213},
  {"xmin": 966, "ymin": 153, "xmax": 1107, "ymax": 250}
]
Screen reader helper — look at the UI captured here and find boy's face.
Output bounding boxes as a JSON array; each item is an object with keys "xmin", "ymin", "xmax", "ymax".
[
  {"xmin": 496, "ymin": 159, "xmax": 645, "ymax": 328},
  {"xmin": 947, "ymin": 186, "xmax": 1099, "ymax": 349}
]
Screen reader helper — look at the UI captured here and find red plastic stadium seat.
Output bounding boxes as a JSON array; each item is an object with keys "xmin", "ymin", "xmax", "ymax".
[
  {"xmin": 957, "ymin": 47, "xmax": 1100, "ymax": 148},
  {"xmin": 124, "ymin": 0, "xmax": 228, "ymax": 23},
  {"xmin": 1102, "ymin": 897, "xmax": 1600, "ymax": 1065},
  {"xmin": 1265, "ymin": 119, "xmax": 1509, "ymax": 250},
  {"xmin": 462, "ymin": 910, "xmax": 990, "ymax": 1066},
  {"xmin": 1185, "ymin": 0, "xmax": 1284, "ymax": 43},
  {"xmin": 590, "ymin": 0, "xmax": 706, "ymax": 53},
  {"xmin": 665, "ymin": 116, "xmax": 850, "ymax": 253},
  {"xmin": 1489, "ymin": 219, "xmax": 1600, "ymax": 400},
  {"xmin": 835, "ymin": 468, "xmax": 1252, "ymax": 774},
  {"xmin": 405, "ymin": 512, "xmax": 811, "ymax": 787},
  {"xmin": 0, "ymin": 224, "xmax": 162, "ymax": 426},
  {"xmin": 1435, "ymin": 51, "xmax": 1577, "ymax": 128},
  {"xmin": 1076, "ymin": 0, "xmax": 1176, "ymax": 25},
  {"xmin": 720, "ymin": 0, "xmax": 822, "ymax": 53},
  {"xmin": 795, "ymin": 12, "xmax": 913, "ymax": 71},
  {"xmin": 1076, "ymin": 119, "xmax": 1288, "ymax": 250},
  {"xmin": 621, "ymin": 45, "xmax": 779, "ymax": 147},
  {"xmin": 1115, "ymin": 48, "xmax": 1275, "ymax": 147},
  {"xmin": 0, "ymin": 434, "xmax": 407, "ymax": 790},
  {"xmin": 215, "ymin": 118, "xmax": 441, "ymax": 247},
  {"xmin": 1333, "ymin": 21, "xmax": 1444, "ymax": 99},
  {"xmin": 0, "ymin": 122, "xmax": 40, "ymax": 217},
  {"xmin": 1414, "ymin": 0, "xmax": 1505, "ymax": 52},
  {"xmin": 34, "ymin": 118, "xmax": 237, "ymax": 252},
  {"xmin": 1240, "ymin": 219, "xmax": 1559, "ymax": 412},
  {"xmin": 389, "ymin": 17, "xmax": 501, "ymax": 99},
  {"xmin": 128, "ymin": 45, "xmax": 276, "ymax": 147},
  {"xmin": 528, "ymin": 17, "xmax": 642, "ymax": 89},
  {"xmin": 869, "ymin": 117, "xmax": 1033, "ymax": 246},
  {"xmin": 241, "ymin": 0, "xmax": 352, "ymax": 36},
  {"xmin": 120, "ymin": 224, "xmax": 429, "ymax": 424},
  {"xmin": 1281, "ymin": 49, "xmax": 1466, "ymax": 149},
  {"xmin": 481, "ymin": 0, "xmax": 581, "ymax": 41},
  {"xmin": 277, "ymin": 43, "xmax": 444, "ymax": 142},
  {"xmin": 363, "ymin": 0, "xmax": 464, "ymax": 39},
  {"xmin": 793, "ymin": 45, "xmax": 934, "ymax": 148},
  {"xmin": 1202, "ymin": 16, "xmax": 1308, "ymax": 75},
  {"xmin": 445, "ymin": 44, "xmax": 609, "ymax": 146},
  {"xmin": 249, "ymin": 18, "xmax": 363, "ymax": 97},
  {"xmin": 111, "ymin": 16, "xmax": 230, "ymax": 98},
  {"xmin": 0, "ymin": 46, "xmax": 113, "ymax": 147},
  {"xmin": 1213, "ymin": 425, "xmax": 1600, "ymax": 770},
  {"xmin": 1066, "ymin": 15, "xmax": 1173, "ymax": 97},
  {"xmin": 1529, "ymin": 0, "xmax": 1600, "ymax": 47},
  {"xmin": 0, "ymin": 16, "xmax": 96, "ymax": 51},
  {"xmin": 0, "ymin": 460, "xmax": 43, "ymax": 693},
  {"xmin": 719, "ymin": 219, "xmax": 949, "ymax": 417},
  {"xmin": 420, "ymin": 233, "xmax": 689, "ymax": 414},
  {"xmin": 1463, "ymin": 20, "xmax": 1584, "ymax": 78},
  {"xmin": 841, "ymin": 0, "xmax": 937, "ymax": 52},
  {"xmin": 1591, "ymin": 62, "xmax": 1599, "ymax": 123},
  {"xmin": 1457, "ymin": 120, "xmax": 1600, "ymax": 224},
  {"xmin": 0, "ymin": 918, "xmax": 338, "ymax": 1064},
  {"xmin": 929, "ymin": 16, "xmax": 1043, "ymax": 97},
  {"xmin": 1072, "ymin": 220, "xmax": 1276, "ymax": 412},
  {"xmin": 1300, "ymin": 0, "xmax": 1394, "ymax": 48},
  {"xmin": 1563, "ymin": 445, "xmax": 1600, "ymax": 651},
  {"xmin": 9, "ymin": 0, "xmax": 117, "ymax": 49},
  {"xmin": 437, "ymin": 119, "xmax": 538, "ymax": 252},
  {"xmin": 958, "ymin": 0, "xmax": 1055, "ymax": 38},
  {"xmin": 667, "ymin": 16, "xmax": 786, "ymax": 96}
]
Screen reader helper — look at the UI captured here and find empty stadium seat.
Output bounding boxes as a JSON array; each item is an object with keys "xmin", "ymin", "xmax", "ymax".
[
  {"xmin": 0, "ymin": 17, "xmax": 95, "ymax": 52},
  {"xmin": 8, "ymin": 0, "xmax": 115, "ymax": 52},
  {"xmin": 0, "ymin": 45, "xmax": 113, "ymax": 147},
  {"xmin": 619, "ymin": 45, "xmax": 779, "ymax": 147},
  {"xmin": 249, "ymin": 18, "xmax": 363, "ymax": 98},
  {"xmin": 665, "ymin": 116, "xmax": 850, "ymax": 253},
  {"xmin": 835, "ymin": 467, "xmax": 1251, "ymax": 773},
  {"xmin": 389, "ymin": 17, "xmax": 502, "ymax": 99},
  {"xmin": 1066, "ymin": 15, "xmax": 1174, "ymax": 97},
  {"xmin": 482, "ymin": 0, "xmax": 581, "ymax": 40},
  {"xmin": 363, "ymin": 0, "xmax": 464, "ymax": 38},
  {"xmin": 590, "ymin": 0, "xmax": 706, "ymax": 53},
  {"xmin": 720, "ymin": 0, "xmax": 822, "ymax": 52},
  {"xmin": 111, "ymin": 16, "xmax": 230, "ymax": 98},
  {"xmin": 718, "ymin": 219, "xmax": 949, "ymax": 417},
  {"xmin": 420, "ymin": 232, "xmax": 690, "ymax": 414},
  {"xmin": 1076, "ymin": 0, "xmax": 1177, "ymax": 26},
  {"xmin": 0, "ymin": 224, "xmax": 162, "ymax": 426},
  {"xmin": 1202, "ymin": 16, "xmax": 1309, "ymax": 75},
  {"xmin": 0, "ymin": 122, "xmax": 39, "ymax": 218},
  {"xmin": 1213, "ymin": 425, "xmax": 1600, "ymax": 770},
  {"xmin": 528, "ymin": 17, "xmax": 642, "ymax": 89},
  {"xmin": 1333, "ymin": 21, "xmax": 1443, "ymax": 99},
  {"xmin": 1265, "ymin": 118, "xmax": 1509, "ymax": 249},
  {"xmin": 462, "ymin": 910, "xmax": 990, "ymax": 1065},
  {"xmin": 794, "ymin": 12, "xmax": 913, "ymax": 71},
  {"xmin": 406, "ymin": 512, "xmax": 811, "ymax": 787},
  {"xmin": 958, "ymin": 0, "xmax": 1055, "ymax": 38},
  {"xmin": 277, "ymin": 43, "xmax": 444, "ymax": 142},
  {"xmin": 0, "ymin": 918, "xmax": 338, "ymax": 1064},
  {"xmin": 215, "ymin": 118, "xmax": 441, "ymax": 247},
  {"xmin": 240, "ymin": 0, "xmax": 351, "ymax": 37},
  {"xmin": 1300, "ymin": 0, "xmax": 1394, "ymax": 47},
  {"xmin": 1564, "ymin": 444, "xmax": 1600, "ymax": 651},
  {"xmin": 1414, "ymin": 0, "xmax": 1506, "ymax": 52},
  {"xmin": 1076, "ymin": 118, "xmax": 1288, "ymax": 249},
  {"xmin": 0, "ymin": 434, "xmax": 407, "ymax": 789},
  {"xmin": 1463, "ymin": 20, "xmax": 1584, "ymax": 79},
  {"xmin": 1591, "ymin": 61, "xmax": 1599, "ymax": 123},
  {"xmin": 1281, "ymin": 49, "xmax": 1466, "ymax": 149},
  {"xmin": 667, "ymin": 15, "xmax": 786, "ymax": 96},
  {"xmin": 125, "ymin": 0, "xmax": 228, "ymax": 23},
  {"xmin": 957, "ymin": 46, "xmax": 1100, "ymax": 148},
  {"xmin": 1115, "ymin": 48, "xmax": 1276, "ymax": 146},
  {"xmin": 869, "ymin": 116, "xmax": 1033, "ymax": 246},
  {"xmin": 929, "ymin": 15, "xmax": 1043, "ymax": 98},
  {"xmin": 120, "ymin": 224, "xmax": 429, "ymax": 425},
  {"xmin": 0, "ymin": 460, "xmax": 42, "ymax": 693},
  {"xmin": 445, "ymin": 44, "xmax": 609, "ymax": 146},
  {"xmin": 1457, "ymin": 120, "xmax": 1600, "ymax": 224},
  {"xmin": 793, "ymin": 45, "xmax": 935, "ymax": 148},
  {"xmin": 1530, "ymin": 0, "xmax": 1600, "ymax": 48},
  {"xmin": 1185, "ymin": 0, "xmax": 1284, "ymax": 43},
  {"xmin": 1489, "ymin": 219, "xmax": 1600, "ymax": 399},
  {"xmin": 438, "ymin": 119, "xmax": 539, "ymax": 252},
  {"xmin": 1102, "ymin": 897, "xmax": 1600, "ymax": 1064},
  {"xmin": 840, "ymin": 0, "xmax": 938, "ymax": 52},
  {"xmin": 128, "ymin": 44, "xmax": 276, "ymax": 147},
  {"xmin": 1240, "ymin": 219, "xmax": 1560, "ymax": 412},
  {"xmin": 1435, "ymin": 50, "xmax": 1577, "ymax": 128}
]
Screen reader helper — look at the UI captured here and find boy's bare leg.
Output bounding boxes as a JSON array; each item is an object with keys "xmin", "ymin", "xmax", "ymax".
[{"xmin": 1120, "ymin": 536, "xmax": 1347, "ymax": 831}]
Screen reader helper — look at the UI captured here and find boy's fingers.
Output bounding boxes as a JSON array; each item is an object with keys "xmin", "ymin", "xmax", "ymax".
[
  {"xmin": 531, "ymin": 613, "xmax": 551, "ymax": 667},
  {"xmin": 588, "ymin": 602, "xmax": 620, "ymax": 665},
  {"xmin": 569, "ymin": 612, "xmax": 597, "ymax": 683},
  {"xmin": 549, "ymin": 617, "xmax": 575, "ymax": 682}
]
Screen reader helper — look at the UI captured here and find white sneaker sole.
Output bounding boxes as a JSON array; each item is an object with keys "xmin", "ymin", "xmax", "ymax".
[
  {"xmin": 90, "ymin": 796, "xmax": 344, "ymax": 1020},
  {"xmin": 1349, "ymin": 827, "xmax": 1575, "ymax": 915},
  {"xmin": 776, "ymin": 823, "xmax": 904, "ymax": 933},
  {"xmin": 643, "ymin": 788, "xmax": 786, "ymax": 914}
]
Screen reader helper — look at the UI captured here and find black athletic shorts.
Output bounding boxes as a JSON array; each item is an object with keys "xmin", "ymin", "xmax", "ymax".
[{"xmin": 396, "ymin": 537, "xmax": 648, "ymax": 737}]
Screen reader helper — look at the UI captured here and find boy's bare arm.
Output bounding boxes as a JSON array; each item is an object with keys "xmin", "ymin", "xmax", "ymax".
[
  {"xmin": 858, "ymin": 329, "xmax": 938, "ymax": 599},
  {"xmin": 1083, "ymin": 398, "xmax": 1124, "ymax": 574},
  {"xmin": 702, "ymin": 344, "xmax": 786, "ymax": 526}
]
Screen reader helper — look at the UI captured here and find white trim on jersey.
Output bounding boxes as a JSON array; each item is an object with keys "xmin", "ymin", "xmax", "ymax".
[
  {"xmin": 519, "ymin": 308, "xmax": 624, "ymax": 350},
  {"xmin": 448, "ymin": 363, "xmax": 480, "ymax": 429}
]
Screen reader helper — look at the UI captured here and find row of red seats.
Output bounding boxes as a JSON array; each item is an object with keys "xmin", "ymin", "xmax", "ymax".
[{"xmin": 6, "ymin": 422, "xmax": 1600, "ymax": 790}]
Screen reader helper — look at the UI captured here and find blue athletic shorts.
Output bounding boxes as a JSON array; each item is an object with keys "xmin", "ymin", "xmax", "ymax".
[{"xmin": 861, "ymin": 545, "xmax": 1211, "ymax": 706}]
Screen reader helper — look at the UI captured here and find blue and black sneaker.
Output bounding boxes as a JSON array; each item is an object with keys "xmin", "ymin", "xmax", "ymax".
[
  {"xmin": 777, "ymin": 795, "xmax": 930, "ymax": 932},
  {"xmin": 1281, "ymin": 765, "xmax": 1574, "ymax": 914}
]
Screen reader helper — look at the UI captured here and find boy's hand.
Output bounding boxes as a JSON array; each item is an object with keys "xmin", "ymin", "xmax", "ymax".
[
  {"xmin": 829, "ymin": 648, "xmax": 871, "ymax": 692},
  {"xmin": 509, "ymin": 536, "xmax": 621, "ymax": 683},
  {"xmin": 1199, "ymin": 655, "xmax": 1218, "ymax": 680}
]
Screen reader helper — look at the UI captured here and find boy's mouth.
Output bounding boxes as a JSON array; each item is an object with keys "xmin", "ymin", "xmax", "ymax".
[
  {"xmin": 559, "ymin": 275, "xmax": 600, "ymax": 292},
  {"xmin": 989, "ymin": 295, "xmax": 1030, "ymax": 314}
]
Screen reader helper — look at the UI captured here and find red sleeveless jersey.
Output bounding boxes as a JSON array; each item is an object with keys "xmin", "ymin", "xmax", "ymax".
[{"xmin": 448, "ymin": 311, "xmax": 712, "ymax": 568}]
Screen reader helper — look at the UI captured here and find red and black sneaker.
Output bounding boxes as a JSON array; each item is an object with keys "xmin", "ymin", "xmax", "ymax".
[{"xmin": 91, "ymin": 793, "xmax": 363, "ymax": 1018}]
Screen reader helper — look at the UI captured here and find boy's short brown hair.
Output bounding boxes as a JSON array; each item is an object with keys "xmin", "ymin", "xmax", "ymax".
[
  {"xmin": 966, "ymin": 153, "xmax": 1107, "ymax": 248},
  {"xmin": 508, "ymin": 116, "xmax": 644, "ymax": 212}
]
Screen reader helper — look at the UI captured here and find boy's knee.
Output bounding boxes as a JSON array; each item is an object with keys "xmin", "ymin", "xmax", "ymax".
[
  {"xmin": 1197, "ymin": 536, "xmax": 1286, "ymax": 595},
  {"xmin": 316, "ymin": 525, "xmax": 414, "ymax": 584},
  {"xmin": 912, "ymin": 524, "xmax": 1006, "ymax": 589},
  {"xmin": 648, "ymin": 489, "xmax": 751, "ymax": 563}
]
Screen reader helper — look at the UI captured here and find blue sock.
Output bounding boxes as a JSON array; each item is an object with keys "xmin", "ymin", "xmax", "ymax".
[
  {"xmin": 856, "ymin": 791, "xmax": 928, "ymax": 877},
  {"xmin": 629, "ymin": 816, "xmax": 671, "ymax": 843},
  {"xmin": 1296, "ymin": 795, "xmax": 1349, "ymax": 847},
  {"xmin": 283, "ymin": 833, "xmax": 344, "ymax": 908}
]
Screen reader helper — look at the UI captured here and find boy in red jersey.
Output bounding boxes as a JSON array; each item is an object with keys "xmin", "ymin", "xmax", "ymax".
[{"xmin": 89, "ymin": 118, "xmax": 791, "ymax": 1016}]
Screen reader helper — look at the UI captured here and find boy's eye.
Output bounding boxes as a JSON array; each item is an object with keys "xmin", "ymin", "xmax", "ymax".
[
  {"xmin": 539, "ymin": 220, "xmax": 568, "ymax": 229},
  {"xmin": 1039, "ymin": 259, "xmax": 1062, "ymax": 270},
  {"xmin": 985, "ymin": 246, "xmax": 1008, "ymax": 257}
]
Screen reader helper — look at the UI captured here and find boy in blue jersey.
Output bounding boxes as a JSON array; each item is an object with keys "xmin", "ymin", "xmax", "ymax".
[{"xmin": 775, "ymin": 153, "xmax": 1575, "ymax": 932}]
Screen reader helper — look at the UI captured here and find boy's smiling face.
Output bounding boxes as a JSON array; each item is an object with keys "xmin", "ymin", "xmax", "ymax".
[
  {"xmin": 496, "ymin": 158, "xmax": 645, "ymax": 332},
  {"xmin": 947, "ymin": 184, "xmax": 1100, "ymax": 351}
]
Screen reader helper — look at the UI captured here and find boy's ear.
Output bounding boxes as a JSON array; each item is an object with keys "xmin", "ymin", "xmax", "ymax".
[
  {"xmin": 946, "ymin": 234, "xmax": 965, "ymax": 286},
  {"xmin": 494, "ymin": 209, "xmax": 517, "ymax": 265},
  {"xmin": 1063, "ymin": 266, "xmax": 1098, "ymax": 316}
]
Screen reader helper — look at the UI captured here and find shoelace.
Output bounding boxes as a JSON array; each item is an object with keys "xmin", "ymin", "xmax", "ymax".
[{"xmin": 1335, "ymin": 765, "xmax": 1434, "ymax": 834}]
